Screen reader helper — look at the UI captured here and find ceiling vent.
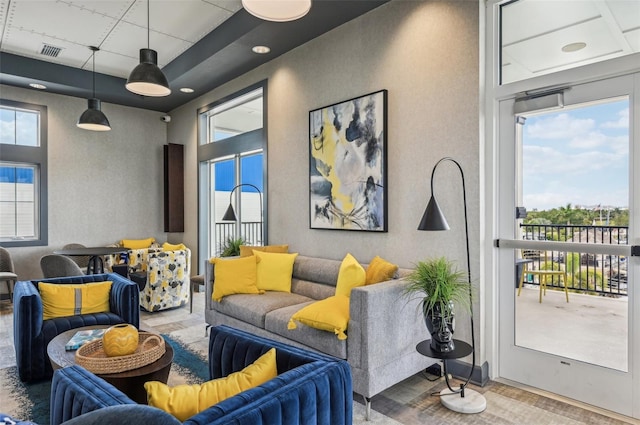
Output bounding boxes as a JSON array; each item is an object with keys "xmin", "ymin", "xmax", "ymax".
[{"xmin": 39, "ymin": 44, "xmax": 62, "ymax": 58}]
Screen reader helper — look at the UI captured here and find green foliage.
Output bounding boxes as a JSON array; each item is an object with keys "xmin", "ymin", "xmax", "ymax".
[
  {"xmin": 565, "ymin": 253, "xmax": 580, "ymax": 274},
  {"xmin": 219, "ymin": 236, "xmax": 247, "ymax": 257},
  {"xmin": 524, "ymin": 204, "xmax": 628, "ymax": 226},
  {"xmin": 403, "ymin": 257, "xmax": 471, "ymax": 318}
]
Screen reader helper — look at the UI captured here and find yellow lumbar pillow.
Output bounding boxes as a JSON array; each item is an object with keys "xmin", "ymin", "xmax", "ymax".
[
  {"xmin": 334, "ymin": 253, "xmax": 365, "ymax": 298},
  {"xmin": 288, "ymin": 295, "xmax": 350, "ymax": 340},
  {"xmin": 239, "ymin": 244, "xmax": 289, "ymax": 257},
  {"xmin": 211, "ymin": 256, "xmax": 263, "ymax": 302},
  {"xmin": 39, "ymin": 281, "xmax": 112, "ymax": 320},
  {"xmin": 365, "ymin": 255, "xmax": 399, "ymax": 285},
  {"xmin": 162, "ymin": 242, "xmax": 186, "ymax": 251},
  {"xmin": 254, "ymin": 251, "xmax": 298, "ymax": 292},
  {"xmin": 145, "ymin": 348, "xmax": 277, "ymax": 421},
  {"xmin": 121, "ymin": 237, "xmax": 155, "ymax": 249}
]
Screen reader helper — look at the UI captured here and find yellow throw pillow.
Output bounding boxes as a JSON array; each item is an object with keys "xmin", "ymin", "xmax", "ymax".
[
  {"xmin": 254, "ymin": 251, "xmax": 298, "ymax": 292},
  {"xmin": 365, "ymin": 256, "xmax": 399, "ymax": 285},
  {"xmin": 288, "ymin": 295, "xmax": 349, "ymax": 340},
  {"xmin": 334, "ymin": 253, "xmax": 365, "ymax": 298},
  {"xmin": 239, "ymin": 244, "xmax": 289, "ymax": 257},
  {"xmin": 39, "ymin": 281, "xmax": 112, "ymax": 320},
  {"xmin": 162, "ymin": 242, "xmax": 186, "ymax": 251},
  {"xmin": 121, "ymin": 237, "xmax": 155, "ymax": 249},
  {"xmin": 211, "ymin": 256, "xmax": 263, "ymax": 302},
  {"xmin": 145, "ymin": 348, "xmax": 277, "ymax": 421}
]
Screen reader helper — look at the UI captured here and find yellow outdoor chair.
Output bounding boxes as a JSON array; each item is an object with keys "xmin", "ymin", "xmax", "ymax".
[{"xmin": 517, "ymin": 251, "xmax": 569, "ymax": 303}]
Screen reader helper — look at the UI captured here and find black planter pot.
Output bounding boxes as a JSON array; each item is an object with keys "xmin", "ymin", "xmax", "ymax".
[{"xmin": 423, "ymin": 301, "xmax": 456, "ymax": 353}]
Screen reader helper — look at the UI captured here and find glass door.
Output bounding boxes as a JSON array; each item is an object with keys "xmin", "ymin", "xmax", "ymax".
[{"xmin": 497, "ymin": 74, "xmax": 639, "ymax": 417}]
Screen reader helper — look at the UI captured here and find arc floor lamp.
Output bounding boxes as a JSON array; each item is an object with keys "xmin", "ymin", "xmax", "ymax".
[
  {"xmin": 418, "ymin": 156, "xmax": 486, "ymax": 413},
  {"xmin": 222, "ymin": 183, "xmax": 264, "ymax": 244}
]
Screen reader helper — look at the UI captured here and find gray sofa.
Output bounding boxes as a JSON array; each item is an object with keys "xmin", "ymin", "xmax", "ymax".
[{"xmin": 204, "ymin": 254, "xmax": 434, "ymax": 416}]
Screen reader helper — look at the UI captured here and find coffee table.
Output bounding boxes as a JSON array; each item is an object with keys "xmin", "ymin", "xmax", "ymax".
[{"xmin": 47, "ymin": 325, "xmax": 173, "ymax": 404}]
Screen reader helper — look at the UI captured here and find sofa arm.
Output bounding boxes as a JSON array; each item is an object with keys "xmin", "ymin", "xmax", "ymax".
[
  {"xmin": 204, "ymin": 260, "xmax": 214, "ymax": 312},
  {"xmin": 348, "ymin": 278, "xmax": 425, "ymax": 371},
  {"xmin": 50, "ymin": 365, "xmax": 136, "ymax": 425},
  {"xmin": 13, "ymin": 280, "xmax": 43, "ymax": 380},
  {"xmin": 107, "ymin": 273, "xmax": 140, "ymax": 328}
]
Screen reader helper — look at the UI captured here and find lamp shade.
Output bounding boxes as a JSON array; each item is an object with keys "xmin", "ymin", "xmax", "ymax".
[
  {"xmin": 77, "ymin": 98, "xmax": 111, "ymax": 131},
  {"xmin": 418, "ymin": 195, "xmax": 450, "ymax": 231},
  {"xmin": 242, "ymin": 0, "xmax": 311, "ymax": 22},
  {"xmin": 126, "ymin": 48, "xmax": 171, "ymax": 97},
  {"xmin": 222, "ymin": 204, "xmax": 238, "ymax": 222}
]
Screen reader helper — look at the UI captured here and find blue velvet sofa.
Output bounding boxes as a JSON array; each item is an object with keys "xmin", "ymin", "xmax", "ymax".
[
  {"xmin": 50, "ymin": 325, "xmax": 353, "ymax": 425},
  {"xmin": 13, "ymin": 273, "xmax": 140, "ymax": 382}
]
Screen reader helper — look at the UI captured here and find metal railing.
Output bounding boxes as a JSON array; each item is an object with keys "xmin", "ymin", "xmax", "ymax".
[
  {"xmin": 519, "ymin": 224, "xmax": 628, "ymax": 297},
  {"xmin": 214, "ymin": 222, "xmax": 263, "ymax": 256}
]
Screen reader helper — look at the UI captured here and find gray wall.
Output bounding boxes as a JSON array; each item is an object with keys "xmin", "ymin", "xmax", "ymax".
[
  {"xmin": 171, "ymin": 0, "xmax": 479, "ymax": 275},
  {"xmin": 169, "ymin": 0, "xmax": 481, "ymax": 354},
  {"xmin": 1, "ymin": 85, "xmax": 168, "ymax": 279}
]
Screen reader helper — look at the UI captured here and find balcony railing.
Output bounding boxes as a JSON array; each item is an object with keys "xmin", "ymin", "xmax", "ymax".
[
  {"xmin": 214, "ymin": 222, "xmax": 263, "ymax": 256},
  {"xmin": 519, "ymin": 224, "xmax": 628, "ymax": 297}
]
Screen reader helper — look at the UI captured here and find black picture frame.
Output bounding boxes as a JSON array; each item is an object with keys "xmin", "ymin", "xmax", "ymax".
[{"xmin": 309, "ymin": 89, "xmax": 388, "ymax": 232}]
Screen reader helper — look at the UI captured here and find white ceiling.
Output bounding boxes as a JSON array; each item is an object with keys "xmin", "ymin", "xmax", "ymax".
[
  {"xmin": 501, "ymin": 0, "xmax": 640, "ymax": 84},
  {"xmin": 0, "ymin": 0, "xmax": 243, "ymax": 79}
]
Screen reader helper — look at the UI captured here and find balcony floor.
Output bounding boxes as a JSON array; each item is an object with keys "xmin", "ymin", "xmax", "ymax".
[{"xmin": 515, "ymin": 286, "xmax": 628, "ymax": 371}]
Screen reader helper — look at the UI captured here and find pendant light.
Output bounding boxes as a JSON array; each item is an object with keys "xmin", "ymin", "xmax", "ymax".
[
  {"xmin": 126, "ymin": 0, "xmax": 171, "ymax": 97},
  {"xmin": 242, "ymin": 0, "xmax": 311, "ymax": 22},
  {"xmin": 77, "ymin": 46, "xmax": 111, "ymax": 131}
]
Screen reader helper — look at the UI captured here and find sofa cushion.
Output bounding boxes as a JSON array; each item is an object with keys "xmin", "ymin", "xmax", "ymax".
[
  {"xmin": 40, "ymin": 281, "xmax": 112, "ymax": 320},
  {"xmin": 211, "ymin": 256, "xmax": 262, "ymax": 302},
  {"xmin": 213, "ymin": 292, "xmax": 313, "ymax": 328},
  {"xmin": 121, "ymin": 238, "xmax": 155, "ymax": 249},
  {"xmin": 365, "ymin": 256, "xmax": 399, "ymax": 285},
  {"xmin": 288, "ymin": 295, "xmax": 349, "ymax": 340},
  {"xmin": 254, "ymin": 251, "xmax": 298, "ymax": 292},
  {"xmin": 239, "ymin": 244, "xmax": 289, "ymax": 257},
  {"xmin": 265, "ymin": 303, "xmax": 347, "ymax": 359},
  {"xmin": 145, "ymin": 348, "xmax": 277, "ymax": 421},
  {"xmin": 335, "ymin": 253, "xmax": 365, "ymax": 297},
  {"xmin": 290, "ymin": 278, "xmax": 335, "ymax": 300},
  {"xmin": 292, "ymin": 256, "xmax": 342, "ymax": 287}
]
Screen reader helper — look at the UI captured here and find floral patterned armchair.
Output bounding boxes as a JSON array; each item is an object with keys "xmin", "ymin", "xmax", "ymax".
[{"xmin": 106, "ymin": 246, "xmax": 190, "ymax": 312}]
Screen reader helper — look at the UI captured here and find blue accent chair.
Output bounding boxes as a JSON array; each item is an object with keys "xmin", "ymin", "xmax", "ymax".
[
  {"xmin": 13, "ymin": 273, "xmax": 139, "ymax": 382},
  {"xmin": 50, "ymin": 325, "xmax": 353, "ymax": 425}
]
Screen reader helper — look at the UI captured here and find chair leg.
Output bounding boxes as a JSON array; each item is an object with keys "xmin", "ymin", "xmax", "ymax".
[
  {"xmin": 539, "ymin": 276, "xmax": 546, "ymax": 303},
  {"xmin": 517, "ymin": 268, "xmax": 526, "ymax": 297},
  {"xmin": 563, "ymin": 272, "xmax": 569, "ymax": 303}
]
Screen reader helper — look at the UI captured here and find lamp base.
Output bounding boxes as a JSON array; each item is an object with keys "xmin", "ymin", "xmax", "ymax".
[{"xmin": 439, "ymin": 388, "xmax": 486, "ymax": 414}]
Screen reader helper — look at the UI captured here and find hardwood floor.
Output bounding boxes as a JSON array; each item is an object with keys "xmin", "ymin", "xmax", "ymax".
[{"xmin": 1, "ymin": 292, "xmax": 637, "ymax": 424}]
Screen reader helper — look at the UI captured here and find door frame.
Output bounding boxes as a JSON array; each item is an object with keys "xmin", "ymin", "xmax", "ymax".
[{"xmin": 483, "ymin": 0, "xmax": 640, "ymax": 418}]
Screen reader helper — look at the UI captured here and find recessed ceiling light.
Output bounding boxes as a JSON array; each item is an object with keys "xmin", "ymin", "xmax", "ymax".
[
  {"xmin": 252, "ymin": 45, "xmax": 271, "ymax": 54},
  {"xmin": 180, "ymin": 87, "xmax": 194, "ymax": 93},
  {"xmin": 561, "ymin": 42, "xmax": 587, "ymax": 53},
  {"xmin": 29, "ymin": 83, "xmax": 47, "ymax": 90}
]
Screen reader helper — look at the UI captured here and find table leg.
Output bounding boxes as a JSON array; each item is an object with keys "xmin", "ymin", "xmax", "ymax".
[{"xmin": 87, "ymin": 256, "xmax": 104, "ymax": 274}]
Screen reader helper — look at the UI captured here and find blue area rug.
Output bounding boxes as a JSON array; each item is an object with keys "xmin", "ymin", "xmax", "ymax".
[{"xmin": 0, "ymin": 335, "xmax": 208, "ymax": 425}]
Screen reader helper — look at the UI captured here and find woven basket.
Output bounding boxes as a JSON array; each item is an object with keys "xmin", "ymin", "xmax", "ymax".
[{"xmin": 75, "ymin": 332, "xmax": 165, "ymax": 374}]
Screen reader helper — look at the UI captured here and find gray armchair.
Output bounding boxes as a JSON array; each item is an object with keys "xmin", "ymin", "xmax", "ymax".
[
  {"xmin": 0, "ymin": 247, "xmax": 17, "ymax": 303},
  {"xmin": 41, "ymin": 254, "xmax": 85, "ymax": 278}
]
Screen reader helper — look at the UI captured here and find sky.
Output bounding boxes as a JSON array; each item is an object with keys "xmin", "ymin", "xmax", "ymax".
[{"xmin": 522, "ymin": 98, "xmax": 629, "ymax": 211}]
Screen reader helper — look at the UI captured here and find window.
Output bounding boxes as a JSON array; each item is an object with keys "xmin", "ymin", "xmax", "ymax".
[
  {"xmin": 0, "ymin": 99, "xmax": 48, "ymax": 246},
  {"xmin": 197, "ymin": 82, "xmax": 267, "ymax": 267}
]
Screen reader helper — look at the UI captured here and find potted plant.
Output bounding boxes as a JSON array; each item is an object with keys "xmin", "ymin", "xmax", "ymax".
[
  {"xmin": 404, "ymin": 257, "xmax": 471, "ymax": 353},
  {"xmin": 218, "ymin": 236, "xmax": 247, "ymax": 257}
]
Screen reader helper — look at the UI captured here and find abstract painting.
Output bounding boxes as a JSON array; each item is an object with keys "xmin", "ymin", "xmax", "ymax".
[{"xmin": 309, "ymin": 90, "xmax": 388, "ymax": 232}]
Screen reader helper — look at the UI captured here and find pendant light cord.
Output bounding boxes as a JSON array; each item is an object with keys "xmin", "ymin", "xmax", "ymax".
[
  {"xmin": 147, "ymin": 0, "xmax": 150, "ymax": 49},
  {"xmin": 92, "ymin": 51, "xmax": 96, "ymax": 98}
]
